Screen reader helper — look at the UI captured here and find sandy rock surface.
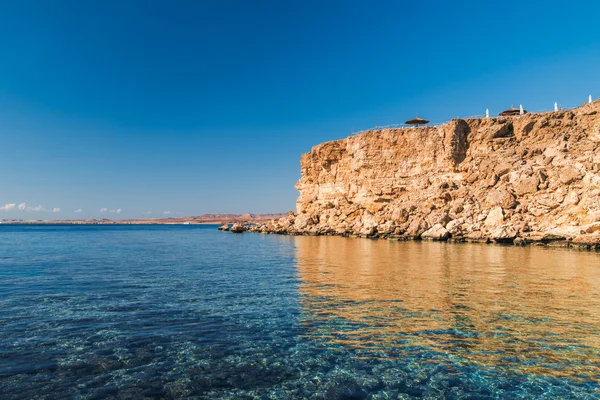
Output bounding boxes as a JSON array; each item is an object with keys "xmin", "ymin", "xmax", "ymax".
[{"xmin": 251, "ymin": 101, "xmax": 600, "ymax": 248}]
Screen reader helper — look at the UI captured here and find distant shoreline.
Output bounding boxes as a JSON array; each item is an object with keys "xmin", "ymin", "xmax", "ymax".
[
  {"xmin": 0, "ymin": 221, "xmax": 221, "ymax": 225},
  {"xmin": 0, "ymin": 213, "xmax": 288, "ymax": 226}
]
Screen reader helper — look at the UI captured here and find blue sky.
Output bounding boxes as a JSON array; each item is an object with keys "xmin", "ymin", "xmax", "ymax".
[{"xmin": 1, "ymin": 0, "xmax": 599, "ymax": 219}]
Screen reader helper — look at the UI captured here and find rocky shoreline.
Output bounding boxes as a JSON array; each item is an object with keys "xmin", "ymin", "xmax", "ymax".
[
  {"xmin": 222, "ymin": 212, "xmax": 600, "ymax": 250},
  {"xmin": 222, "ymin": 100, "xmax": 600, "ymax": 250}
]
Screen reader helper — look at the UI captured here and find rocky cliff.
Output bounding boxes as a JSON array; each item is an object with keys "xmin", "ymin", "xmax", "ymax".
[{"xmin": 253, "ymin": 100, "xmax": 600, "ymax": 247}]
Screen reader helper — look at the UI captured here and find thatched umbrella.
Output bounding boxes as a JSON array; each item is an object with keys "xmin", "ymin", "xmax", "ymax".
[
  {"xmin": 404, "ymin": 116, "xmax": 430, "ymax": 126},
  {"xmin": 499, "ymin": 106, "xmax": 526, "ymax": 116}
]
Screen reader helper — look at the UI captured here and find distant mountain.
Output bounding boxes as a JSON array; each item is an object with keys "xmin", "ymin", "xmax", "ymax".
[{"xmin": 0, "ymin": 213, "xmax": 289, "ymax": 225}]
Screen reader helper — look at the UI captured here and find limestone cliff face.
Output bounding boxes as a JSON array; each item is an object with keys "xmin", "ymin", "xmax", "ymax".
[{"xmin": 258, "ymin": 101, "xmax": 600, "ymax": 246}]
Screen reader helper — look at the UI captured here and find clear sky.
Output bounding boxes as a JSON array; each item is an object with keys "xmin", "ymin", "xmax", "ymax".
[{"xmin": 1, "ymin": 0, "xmax": 599, "ymax": 219}]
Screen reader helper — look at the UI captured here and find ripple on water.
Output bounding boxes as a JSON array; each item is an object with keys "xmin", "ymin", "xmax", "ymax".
[{"xmin": 0, "ymin": 225, "xmax": 599, "ymax": 399}]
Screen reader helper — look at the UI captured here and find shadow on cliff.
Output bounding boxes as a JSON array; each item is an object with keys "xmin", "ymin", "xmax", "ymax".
[{"xmin": 448, "ymin": 119, "xmax": 471, "ymax": 165}]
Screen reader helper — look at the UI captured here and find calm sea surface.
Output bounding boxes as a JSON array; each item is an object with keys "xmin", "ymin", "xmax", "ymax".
[{"xmin": 1, "ymin": 225, "xmax": 599, "ymax": 399}]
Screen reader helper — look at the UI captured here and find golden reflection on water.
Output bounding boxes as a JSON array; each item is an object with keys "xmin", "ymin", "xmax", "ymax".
[{"xmin": 294, "ymin": 236, "xmax": 600, "ymax": 380}]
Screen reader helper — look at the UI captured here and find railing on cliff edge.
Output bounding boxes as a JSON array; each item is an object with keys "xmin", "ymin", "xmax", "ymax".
[{"xmin": 350, "ymin": 104, "xmax": 584, "ymax": 136}]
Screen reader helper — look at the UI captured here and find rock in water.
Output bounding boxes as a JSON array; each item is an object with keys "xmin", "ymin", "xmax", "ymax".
[
  {"xmin": 421, "ymin": 223, "xmax": 450, "ymax": 240},
  {"xmin": 230, "ymin": 223, "xmax": 246, "ymax": 233},
  {"xmin": 218, "ymin": 223, "xmax": 230, "ymax": 231}
]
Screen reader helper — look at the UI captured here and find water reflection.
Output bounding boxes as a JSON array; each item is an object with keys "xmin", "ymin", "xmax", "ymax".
[{"xmin": 295, "ymin": 237, "xmax": 600, "ymax": 381}]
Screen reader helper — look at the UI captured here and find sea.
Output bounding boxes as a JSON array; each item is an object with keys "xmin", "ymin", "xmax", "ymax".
[{"xmin": 1, "ymin": 224, "xmax": 599, "ymax": 399}]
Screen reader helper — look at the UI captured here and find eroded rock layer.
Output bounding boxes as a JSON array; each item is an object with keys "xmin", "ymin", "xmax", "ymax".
[{"xmin": 254, "ymin": 101, "xmax": 600, "ymax": 247}]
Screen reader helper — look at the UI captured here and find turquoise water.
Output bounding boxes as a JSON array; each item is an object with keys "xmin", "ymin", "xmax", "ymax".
[{"xmin": 1, "ymin": 225, "xmax": 599, "ymax": 399}]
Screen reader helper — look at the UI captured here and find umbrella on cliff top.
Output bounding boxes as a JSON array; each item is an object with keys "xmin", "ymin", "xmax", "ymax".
[
  {"xmin": 499, "ymin": 106, "xmax": 526, "ymax": 116},
  {"xmin": 404, "ymin": 116, "xmax": 430, "ymax": 126}
]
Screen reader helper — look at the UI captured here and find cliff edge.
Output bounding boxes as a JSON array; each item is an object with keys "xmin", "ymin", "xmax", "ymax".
[{"xmin": 254, "ymin": 100, "xmax": 600, "ymax": 247}]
